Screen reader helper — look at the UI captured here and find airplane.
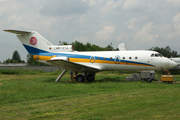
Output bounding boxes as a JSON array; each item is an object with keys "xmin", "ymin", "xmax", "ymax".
[{"xmin": 4, "ymin": 29, "xmax": 177, "ymax": 82}]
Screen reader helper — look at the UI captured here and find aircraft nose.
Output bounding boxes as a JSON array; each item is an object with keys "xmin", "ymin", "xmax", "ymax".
[{"xmin": 168, "ymin": 59, "xmax": 177, "ymax": 69}]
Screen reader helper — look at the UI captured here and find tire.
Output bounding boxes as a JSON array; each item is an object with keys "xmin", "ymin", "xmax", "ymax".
[
  {"xmin": 76, "ymin": 75, "xmax": 85, "ymax": 82},
  {"xmin": 86, "ymin": 73, "xmax": 95, "ymax": 82}
]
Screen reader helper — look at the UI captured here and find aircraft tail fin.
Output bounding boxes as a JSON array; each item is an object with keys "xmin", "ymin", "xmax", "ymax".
[
  {"xmin": 4, "ymin": 29, "xmax": 54, "ymax": 55},
  {"xmin": 4, "ymin": 29, "xmax": 74, "ymax": 54}
]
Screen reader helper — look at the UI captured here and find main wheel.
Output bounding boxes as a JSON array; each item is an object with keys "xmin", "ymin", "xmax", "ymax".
[
  {"xmin": 76, "ymin": 75, "xmax": 85, "ymax": 82},
  {"xmin": 146, "ymin": 78, "xmax": 152, "ymax": 83},
  {"xmin": 86, "ymin": 73, "xmax": 95, "ymax": 82}
]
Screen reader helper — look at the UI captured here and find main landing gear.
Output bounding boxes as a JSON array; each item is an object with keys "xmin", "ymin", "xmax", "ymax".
[
  {"xmin": 55, "ymin": 69, "xmax": 95, "ymax": 83},
  {"xmin": 76, "ymin": 73, "xmax": 95, "ymax": 82}
]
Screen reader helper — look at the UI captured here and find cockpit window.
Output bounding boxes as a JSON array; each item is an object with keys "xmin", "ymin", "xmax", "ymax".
[
  {"xmin": 151, "ymin": 53, "xmax": 164, "ymax": 57},
  {"xmin": 158, "ymin": 54, "xmax": 163, "ymax": 57}
]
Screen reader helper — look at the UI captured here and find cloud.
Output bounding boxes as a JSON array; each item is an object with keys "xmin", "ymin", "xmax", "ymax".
[
  {"xmin": 173, "ymin": 13, "xmax": 180, "ymax": 30},
  {"xmin": 115, "ymin": 31, "xmax": 125, "ymax": 42},
  {"xmin": 1, "ymin": 0, "xmax": 180, "ymax": 62},
  {"xmin": 162, "ymin": 12, "xmax": 180, "ymax": 40},
  {"xmin": 135, "ymin": 22, "xmax": 159, "ymax": 44},
  {"xmin": 40, "ymin": 0, "xmax": 89, "ymax": 16},
  {"xmin": 167, "ymin": 0, "xmax": 180, "ymax": 6},
  {"xmin": 100, "ymin": 0, "xmax": 122, "ymax": 14},
  {"xmin": 126, "ymin": 18, "xmax": 138, "ymax": 31},
  {"xmin": 95, "ymin": 25, "xmax": 116, "ymax": 41},
  {"xmin": 164, "ymin": 13, "xmax": 180, "ymax": 40},
  {"xmin": 73, "ymin": 36, "xmax": 88, "ymax": 44},
  {"xmin": 89, "ymin": 0, "xmax": 96, "ymax": 6},
  {"xmin": 0, "ymin": 0, "xmax": 24, "ymax": 15},
  {"xmin": 119, "ymin": 0, "xmax": 148, "ymax": 13}
]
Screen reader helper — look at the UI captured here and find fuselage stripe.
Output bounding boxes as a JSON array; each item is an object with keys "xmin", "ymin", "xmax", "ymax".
[{"xmin": 34, "ymin": 55, "xmax": 155, "ymax": 67}]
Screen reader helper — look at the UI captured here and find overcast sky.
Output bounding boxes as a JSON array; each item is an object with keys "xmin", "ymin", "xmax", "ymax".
[{"xmin": 1, "ymin": 0, "xmax": 180, "ymax": 62}]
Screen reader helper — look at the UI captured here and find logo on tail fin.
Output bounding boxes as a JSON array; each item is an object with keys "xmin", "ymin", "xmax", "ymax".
[{"xmin": 30, "ymin": 37, "xmax": 37, "ymax": 45}]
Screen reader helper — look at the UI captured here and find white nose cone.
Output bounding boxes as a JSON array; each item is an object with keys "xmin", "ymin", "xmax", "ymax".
[{"xmin": 168, "ymin": 60, "xmax": 177, "ymax": 69}]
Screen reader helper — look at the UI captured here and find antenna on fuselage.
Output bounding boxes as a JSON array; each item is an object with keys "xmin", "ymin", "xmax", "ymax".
[{"xmin": 111, "ymin": 43, "xmax": 114, "ymax": 51}]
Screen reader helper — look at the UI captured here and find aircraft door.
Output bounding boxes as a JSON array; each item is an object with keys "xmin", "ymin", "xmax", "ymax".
[{"xmin": 114, "ymin": 55, "xmax": 120, "ymax": 64}]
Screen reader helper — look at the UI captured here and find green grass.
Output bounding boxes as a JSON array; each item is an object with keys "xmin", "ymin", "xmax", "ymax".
[
  {"xmin": 0, "ymin": 71, "xmax": 180, "ymax": 119},
  {"xmin": 0, "ymin": 69, "xmax": 46, "ymax": 75}
]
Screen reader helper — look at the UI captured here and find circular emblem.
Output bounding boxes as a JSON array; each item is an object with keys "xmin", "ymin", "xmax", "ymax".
[
  {"xmin": 30, "ymin": 37, "xmax": 37, "ymax": 45},
  {"xmin": 90, "ymin": 56, "xmax": 95, "ymax": 63},
  {"xmin": 114, "ymin": 55, "xmax": 120, "ymax": 64}
]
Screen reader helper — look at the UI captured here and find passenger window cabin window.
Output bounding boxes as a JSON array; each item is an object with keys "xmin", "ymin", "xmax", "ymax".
[
  {"xmin": 129, "ymin": 57, "xmax": 132, "ymax": 59},
  {"xmin": 123, "ymin": 57, "xmax": 125, "ymax": 59},
  {"xmin": 135, "ymin": 57, "xmax": 138, "ymax": 59}
]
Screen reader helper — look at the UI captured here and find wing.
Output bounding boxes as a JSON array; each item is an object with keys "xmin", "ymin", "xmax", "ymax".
[{"xmin": 47, "ymin": 59, "xmax": 100, "ymax": 73}]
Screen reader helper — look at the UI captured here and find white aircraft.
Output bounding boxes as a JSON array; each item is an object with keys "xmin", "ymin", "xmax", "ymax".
[{"xmin": 4, "ymin": 29, "xmax": 177, "ymax": 82}]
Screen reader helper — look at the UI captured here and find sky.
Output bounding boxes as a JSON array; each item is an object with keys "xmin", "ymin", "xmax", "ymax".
[{"xmin": 0, "ymin": 0, "xmax": 180, "ymax": 62}]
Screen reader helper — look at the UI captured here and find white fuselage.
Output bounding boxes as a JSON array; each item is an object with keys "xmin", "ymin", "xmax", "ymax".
[{"xmin": 38, "ymin": 50, "xmax": 177, "ymax": 72}]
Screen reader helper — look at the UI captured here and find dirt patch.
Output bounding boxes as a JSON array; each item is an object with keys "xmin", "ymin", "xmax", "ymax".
[{"xmin": 0, "ymin": 83, "xmax": 2, "ymax": 86}]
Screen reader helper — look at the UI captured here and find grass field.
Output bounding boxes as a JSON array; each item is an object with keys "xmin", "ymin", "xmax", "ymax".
[{"xmin": 0, "ymin": 70, "xmax": 180, "ymax": 119}]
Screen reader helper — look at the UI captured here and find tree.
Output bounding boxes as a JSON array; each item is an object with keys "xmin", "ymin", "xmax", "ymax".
[
  {"xmin": 72, "ymin": 41, "xmax": 112, "ymax": 51},
  {"xmin": 3, "ymin": 58, "xmax": 18, "ymax": 63},
  {"xmin": 12, "ymin": 50, "xmax": 21, "ymax": 62},
  {"xmin": 104, "ymin": 45, "xmax": 113, "ymax": 51},
  {"xmin": 149, "ymin": 46, "xmax": 180, "ymax": 58},
  {"xmin": 72, "ymin": 41, "xmax": 86, "ymax": 51},
  {"xmin": 85, "ymin": 42, "xmax": 91, "ymax": 51},
  {"xmin": 3, "ymin": 50, "xmax": 25, "ymax": 63},
  {"xmin": 62, "ymin": 41, "xmax": 68, "ymax": 45}
]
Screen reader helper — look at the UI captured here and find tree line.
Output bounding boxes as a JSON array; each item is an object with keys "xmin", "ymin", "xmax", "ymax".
[
  {"xmin": 2, "ymin": 50, "xmax": 25, "ymax": 64},
  {"xmin": 149, "ymin": 46, "xmax": 180, "ymax": 58},
  {"xmin": 1, "ymin": 41, "xmax": 180, "ymax": 65}
]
